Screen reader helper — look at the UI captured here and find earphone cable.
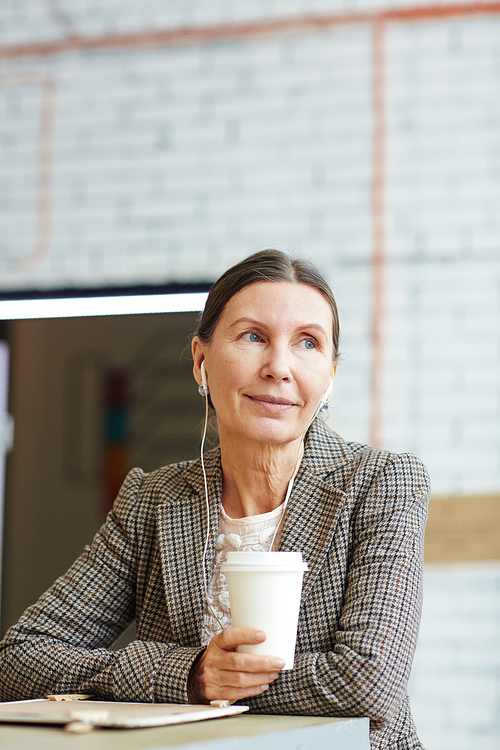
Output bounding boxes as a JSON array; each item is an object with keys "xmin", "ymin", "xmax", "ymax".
[
  {"xmin": 268, "ymin": 434, "xmax": 303, "ymax": 551},
  {"xmin": 200, "ymin": 390, "xmax": 225, "ymax": 631},
  {"xmin": 268, "ymin": 380, "xmax": 331, "ymax": 550}
]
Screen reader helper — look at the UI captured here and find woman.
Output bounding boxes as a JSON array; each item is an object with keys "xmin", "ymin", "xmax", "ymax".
[{"xmin": 0, "ymin": 250, "xmax": 429, "ymax": 749}]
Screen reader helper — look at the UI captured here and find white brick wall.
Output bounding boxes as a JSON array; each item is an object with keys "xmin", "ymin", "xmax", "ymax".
[
  {"xmin": 409, "ymin": 563, "xmax": 500, "ymax": 750},
  {"xmin": 0, "ymin": 26, "xmax": 373, "ymax": 288},
  {"xmin": 387, "ymin": 17, "xmax": 500, "ymax": 265},
  {"xmin": 0, "ymin": 81, "xmax": 41, "ymax": 258},
  {"xmin": 381, "ymin": 259, "xmax": 500, "ymax": 491},
  {"xmin": 1, "ymin": 4, "xmax": 499, "ymax": 482}
]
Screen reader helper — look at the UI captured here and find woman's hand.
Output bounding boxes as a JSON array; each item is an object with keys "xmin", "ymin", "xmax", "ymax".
[{"xmin": 188, "ymin": 627, "xmax": 285, "ymax": 704}]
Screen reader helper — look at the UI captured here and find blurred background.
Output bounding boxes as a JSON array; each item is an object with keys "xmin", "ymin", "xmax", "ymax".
[{"xmin": 0, "ymin": 1, "xmax": 499, "ymax": 747}]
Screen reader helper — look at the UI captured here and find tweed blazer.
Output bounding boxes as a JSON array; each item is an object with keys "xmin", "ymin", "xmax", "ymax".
[{"xmin": 0, "ymin": 420, "xmax": 430, "ymax": 750}]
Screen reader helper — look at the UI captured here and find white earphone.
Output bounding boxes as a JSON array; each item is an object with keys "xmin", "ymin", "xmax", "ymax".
[
  {"xmin": 198, "ymin": 361, "xmax": 209, "ymax": 397},
  {"xmin": 317, "ymin": 378, "xmax": 334, "ymax": 415}
]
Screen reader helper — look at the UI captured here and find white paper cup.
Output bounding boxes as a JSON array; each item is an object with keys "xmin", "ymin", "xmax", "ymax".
[{"xmin": 221, "ymin": 551, "xmax": 308, "ymax": 670}]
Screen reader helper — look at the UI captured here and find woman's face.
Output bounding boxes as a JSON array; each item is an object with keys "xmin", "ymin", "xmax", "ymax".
[{"xmin": 192, "ymin": 281, "xmax": 337, "ymax": 449}]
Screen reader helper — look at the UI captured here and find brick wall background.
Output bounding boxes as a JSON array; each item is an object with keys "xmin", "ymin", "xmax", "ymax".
[
  {"xmin": 1, "ymin": 1, "xmax": 499, "ymax": 746},
  {"xmin": 409, "ymin": 563, "xmax": 500, "ymax": 749}
]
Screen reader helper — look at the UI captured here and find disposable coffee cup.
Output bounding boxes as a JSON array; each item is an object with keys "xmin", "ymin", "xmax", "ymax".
[{"xmin": 221, "ymin": 551, "xmax": 308, "ymax": 670}]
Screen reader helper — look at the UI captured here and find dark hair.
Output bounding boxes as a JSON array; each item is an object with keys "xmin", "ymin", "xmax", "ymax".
[{"xmin": 195, "ymin": 249, "xmax": 340, "ymax": 361}]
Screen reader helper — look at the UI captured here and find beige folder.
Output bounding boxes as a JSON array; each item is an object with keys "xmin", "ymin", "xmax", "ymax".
[{"xmin": 0, "ymin": 699, "xmax": 248, "ymax": 732}]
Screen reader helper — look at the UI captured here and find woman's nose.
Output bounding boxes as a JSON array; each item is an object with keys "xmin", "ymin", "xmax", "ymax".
[{"xmin": 262, "ymin": 343, "xmax": 292, "ymax": 381}]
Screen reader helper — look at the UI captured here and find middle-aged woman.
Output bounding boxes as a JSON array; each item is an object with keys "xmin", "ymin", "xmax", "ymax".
[{"xmin": 0, "ymin": 250, "xmax": 430, "ymax": 750}]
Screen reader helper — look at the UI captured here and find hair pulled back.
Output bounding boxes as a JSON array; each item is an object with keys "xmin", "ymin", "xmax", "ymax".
[{"xmin": 195, "ymin": 249, "xmax": 340, "ymax": 362}]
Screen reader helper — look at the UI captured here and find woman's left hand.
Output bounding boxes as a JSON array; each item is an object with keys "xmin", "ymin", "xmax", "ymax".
[{"xmin": 187, "ymin": 627, "xmax": 285, "ymax": 704}]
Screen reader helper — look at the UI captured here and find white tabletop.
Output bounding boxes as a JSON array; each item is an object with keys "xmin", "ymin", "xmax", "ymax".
[{"xmin": 0, "ymin": 712, "xmax": 370, "ymax": 750}]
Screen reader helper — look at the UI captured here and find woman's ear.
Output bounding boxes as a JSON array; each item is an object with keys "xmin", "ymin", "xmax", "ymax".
[{"xmin": 191, "ymin": 336, "xmax": 207, "ymax": 389}]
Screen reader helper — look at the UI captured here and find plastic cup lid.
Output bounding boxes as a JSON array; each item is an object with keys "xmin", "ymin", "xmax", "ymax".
[{"xmin": 221, "ymin": 551, "xmax": 308, "ymax": 572}]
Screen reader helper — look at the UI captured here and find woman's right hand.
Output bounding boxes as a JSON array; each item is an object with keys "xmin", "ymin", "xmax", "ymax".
[{"xmin": 188, "ymin": 627, "xmax": 285, "ymax": 704}]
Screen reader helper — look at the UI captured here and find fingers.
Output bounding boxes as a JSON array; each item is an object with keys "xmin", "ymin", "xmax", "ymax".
[
  {"xmin": 190, "ymin": 653, "xmax": 277, "ymax": 704},
  {"xmin": 190, "ymin": 628, "xmax": 286, "ymax": 704},
  {"xmin": 204, "ymin": 682, "xmax": 270, "ymax": 702},
  {"xmin": 206, "ymin": 645, "xmax": 285, "ymax": 676},
  {"xmin": 215, "ymin": 627, "xmax": 266, "ymax": 651},
  {"xmin": 200, "ymin": 662, "xmax": 278, "ymax": 703},
  {"xmin": 209, "ymin": 629, "xmax": 285, "ymax": 674}
]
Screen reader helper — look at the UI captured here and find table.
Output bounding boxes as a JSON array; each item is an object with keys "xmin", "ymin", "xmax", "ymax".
[{"xmin": 0, "ymin": 713, "xmax": 370, "ymax": 750}]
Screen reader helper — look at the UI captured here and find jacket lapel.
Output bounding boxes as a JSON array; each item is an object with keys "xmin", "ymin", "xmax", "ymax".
[
  {"xmin": 279, "ymin": 422, "xmax": 353, "ymax": 602},
  {"xmin": 157, "ymin": 450, "xmax": 222, "ymax": 644}
]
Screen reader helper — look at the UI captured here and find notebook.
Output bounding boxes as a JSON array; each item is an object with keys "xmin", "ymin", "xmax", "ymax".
[{"xmin": 0, "ymin": 698, "xmax": 248, "ymax": 730}]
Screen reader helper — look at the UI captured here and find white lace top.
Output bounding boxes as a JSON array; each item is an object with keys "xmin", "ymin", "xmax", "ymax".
[{"xmin": 200, "ymin": 503, "xmax": 284, "ymax": 646}]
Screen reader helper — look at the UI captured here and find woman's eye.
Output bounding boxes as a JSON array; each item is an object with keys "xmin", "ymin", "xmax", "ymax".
[
  {"xmin": 300, "ymin": 339, "xmax": 316, "ymax": 350},
  {"xmin": 242, "ymin": 332, "xmax": 262, "ymax": 343}
]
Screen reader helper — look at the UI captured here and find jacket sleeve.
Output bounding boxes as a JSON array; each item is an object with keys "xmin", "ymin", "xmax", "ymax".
[
  {"xmin": 0, "ymin": 468, "xmax": 203, "ymax": 704},
  {"xmin": 244, "ymin": 452, "xmax": 430, "ymax": 726}
]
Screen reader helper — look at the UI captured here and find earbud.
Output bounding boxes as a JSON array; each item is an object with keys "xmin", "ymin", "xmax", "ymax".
[
  {"xmin": 198, "ymin": 360, "xmax": 209, "ymax": 397},
  {"xmin": 318, "ymin": 379, "xmax": 333, "ymax": 413}
]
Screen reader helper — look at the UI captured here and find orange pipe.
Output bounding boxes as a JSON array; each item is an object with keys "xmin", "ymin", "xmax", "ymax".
[
  {"xmin": 370, "ymin": 22, "xmax": 387, "ymax": 448},
  {"xmin": 1, "ymin": 2, "xmax": 500, "ymax": 60},
  {"xmin": 0, "ymin": 73, "xmax": 57, "ymax": 272}
]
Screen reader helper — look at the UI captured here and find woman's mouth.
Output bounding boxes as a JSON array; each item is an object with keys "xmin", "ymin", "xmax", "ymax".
[{"xmin": 246, "ymin": 394, "xmax": 296, "ymax": 413}]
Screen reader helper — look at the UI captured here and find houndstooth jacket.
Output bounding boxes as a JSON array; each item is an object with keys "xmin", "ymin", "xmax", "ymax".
[{"xmin": 0, "ymin": 420, "xmax": 430, "ymax": 750}]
